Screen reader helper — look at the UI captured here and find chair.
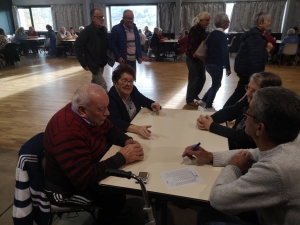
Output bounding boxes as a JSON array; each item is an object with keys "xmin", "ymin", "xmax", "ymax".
[
  {"xmin": 228, "ymin": 36, "xmax": 236, "ymax": 56},
  {"xmin": 13, "ymin": 133, "xmax": 101, "ymax": 225},
  {"xmin": 38, "ymin": 38, "xmax": 51, "ymax": 56},
  {"xmin": 279, "ymin": 43, "xmax": 299, "ymax": 67}
]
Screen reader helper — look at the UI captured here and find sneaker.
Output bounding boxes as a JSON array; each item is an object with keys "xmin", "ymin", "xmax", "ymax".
[
  {"xmin": 197, "ymin": 106, "xmax": 205, "ymax": 111},
  {"xmin": 204, "ymin": 107, "xmax": 216, "ymax": 112},
  {"xmin": 197, "ymin": 100, "xmax": 206, "ymax": 108},
  {"xmin": 117, "ymin": 206, "xmax": 134, "ymax": 219},
  {"xmin": 176, "ymin": 54, "xmax": 182, "ymax": 60}
]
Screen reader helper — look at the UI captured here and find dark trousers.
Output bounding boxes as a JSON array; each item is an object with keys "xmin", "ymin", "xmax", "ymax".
[
  {"xmin": 126, "ymin": 60, "xmax": 136, "ymax": 71},
  {"xmin": 14, "ymin": 42, "xmax": 29, "ymax": 55},
  {"xmin": 202, "ymin": 64, "xmax": 223, "ymax": 108},
  {"xmin": 186, "ymin": 57, "xmax": 206, "ymax": 103},
  {"xmin": 223, "ymin": 74, "xmax": 249, "ymax": 108},
  {"xmin": 152, "ymin": 46, "xmax": 165, "ymax": 60},
  {"xmin": 29, "ymin": 41, "xmax": 39, "ymax": 53}
]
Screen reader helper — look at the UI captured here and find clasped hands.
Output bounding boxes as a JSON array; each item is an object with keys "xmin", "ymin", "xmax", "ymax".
[
  {"xmin": 119, "ymin": 139, "xmax": 144, "ymax": 164},
  {"xmin": 197, "ymin": 115, "xmax": 213, "ymax": 130}
]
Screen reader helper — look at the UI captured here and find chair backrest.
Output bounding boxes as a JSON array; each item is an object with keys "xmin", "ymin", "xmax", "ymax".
[
  {"xmin": 228, "ymin": 36, "xmax": 236, "ymax": 48},
  {"xmin": 45, "ymin": 38, "xmax": 51, "ymax": 48},
  {"xmin": 282, "ymin": 43, "xmax": 298, "ymax": 55},
  {"xmin": 40, "ymin": 35, "xmax": 46, "ymax": 38}
]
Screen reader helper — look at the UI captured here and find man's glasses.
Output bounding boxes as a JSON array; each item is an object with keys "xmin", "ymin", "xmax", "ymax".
[
  {"xmin": 245, "ymin": 85, "xmax": 258, "ymax": 93},
  {"xmin": 120, "ymin": 78, "xmax": 135, "ymax": 85},
  {"xmin": 94, "ymin": 16, "xmax": 105, "ymax": 19},
  {"xmin": 242, "ymin": 107, "xmax": 257, "ymax": 120}
]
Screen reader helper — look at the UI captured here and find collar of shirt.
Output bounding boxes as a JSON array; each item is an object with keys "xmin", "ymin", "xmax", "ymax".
[
  {"xmin": 71, "ymin": 105, "xmax": 95, "ymax": 126},
  {"xmin": 215, "ymin": 28, "xmax": 225, "ymax": 33},
  {"xmin": 123, "ymin": 24, "xmax": 133, "ymax": 32}
]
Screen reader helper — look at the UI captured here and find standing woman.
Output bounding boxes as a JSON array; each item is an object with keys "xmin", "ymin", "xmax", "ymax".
[
  {"xmin": 223, "ymin": 12, "xmax": 273, "ymax": 108},
  {"xmin": 198, "ymin": 13, "xmax": 231, "ymax": 112}
]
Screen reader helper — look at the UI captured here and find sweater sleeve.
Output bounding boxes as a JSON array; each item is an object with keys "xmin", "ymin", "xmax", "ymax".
[{"xmin": 133, "ymin": 86, "xmax": 155, "ymax": 110}]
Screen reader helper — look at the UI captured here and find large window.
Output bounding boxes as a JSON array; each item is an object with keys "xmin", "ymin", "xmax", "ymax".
[
  {"xmin": 106, "ymin": 5, "xmax": 157, "ymax": 32},
  {"xmin": 18, "ymin": 7, "xmax": 53, "ymax": 31},
  {"xmin": 225, "ymin": 3, "xmax": 234, "ymax": 33}
]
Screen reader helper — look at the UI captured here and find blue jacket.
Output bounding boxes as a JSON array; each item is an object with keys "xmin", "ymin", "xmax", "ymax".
[
  {"xmin": 12, "ymin": 33, "xmax": 28, "ymax": 45},
  {"xmin": 234, "ymin": 27, "xmax": 268, "ymax": 76},
  {"xmin": 107, "ymin": 86, "xmax": 154, "ymax": 131},
  {"xmin": 206, "ymin": 30, "xmax": 230, "ymax": 71},
  {"xmin": 278, "ymin": 35, "xmax": 299, "ymax": 54},
  {"xmin": 110, "ymin": 21, "xmax": 142, "ymax": 62}
]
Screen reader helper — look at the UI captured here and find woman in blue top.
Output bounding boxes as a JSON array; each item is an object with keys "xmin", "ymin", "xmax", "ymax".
[
  {"xmin": 198, "ymin": 13, "xmax": 231, "ymax": 112},
  {"xmin": 12, "ymin": 27, "xmax": 29, "ymax": 55},
  {"xmin": 108, "ymin": 64, "xmax": 161, "ymax": 139}
]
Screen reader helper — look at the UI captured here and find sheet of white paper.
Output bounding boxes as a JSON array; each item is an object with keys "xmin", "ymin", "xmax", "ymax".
[{"xmin": 160, "ymin": 167, "xmax": 204, "ymax": 190}]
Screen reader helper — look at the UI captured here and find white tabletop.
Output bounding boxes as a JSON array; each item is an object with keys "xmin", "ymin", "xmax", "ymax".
[
  {"xmin": 276, "ymin": 40, "xmax": 282, "ymax": 44},
  {"xmin": 100, "ymin": 108, "xmax": 228, "ymax": 202},
  {"xmin": 23, "ymin": 37, "xmax": 46, "ymax": 41},
  {"xmin": 162, "ymin": 39, "xmax": 178, "ymax": 43},
  {"xmin": 62, "ymin": 39, "xmax": 76, "ymax": 42}
]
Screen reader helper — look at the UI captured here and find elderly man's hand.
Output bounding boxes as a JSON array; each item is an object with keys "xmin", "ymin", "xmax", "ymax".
[
  {"xmin": 197, "ymin": 115, "xmax": 213, "ymax": 130},
  {"xmin": 229, "ymin": 150, "xmax": 251, "ymax": 174},
  {"xmin": 124, "ymin": 139, "xmax": 140, "ymax": 146},
  {"xmin": 182, "ymin": 145, "xmax": 213, "ymax": 161},
  {"xmin": 118, "ymin": 57, "xmax": 125, "ymax": 64},
  {"xmin": 119, "ymin": 143, "xmax": 144, "ymax": 164},
  {"xmin": 151, "ymin": 102, "xmax": 161, "ymax": 112},
  {"xmin": 137, "ymin": 125, "xmax": 152, "ymax": 139}
]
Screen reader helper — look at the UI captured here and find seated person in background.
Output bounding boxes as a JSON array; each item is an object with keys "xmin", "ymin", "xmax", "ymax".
[
  {"xmin": 44, "ymin": 83, "xmax": 143, "ymax": 224},
  {"xmin": 138, "ymin": 29, "xmax": 146, "ymax": 51},
  {"xmin": 144, "ymin": 26, "xmax": 152, "ymax": 38},
  {"xmin": 175, "ymin": 31, "xmax": 188, "ymax": 60},
  {"xmin": 108, "ymin": 64, "xmax": 161, "ymax": 139},
  {"xmin": 66, "ymin": 27, "xmax": 78, "ymax": 38},
  {"xmin": 45, "ymin": 24, "xmax": 55, "ymax": 39},
  {"xmin": 278, "ymin": 28, "xmax": 299, "ymax": 55},
  {"xmin": 79, "ymin": 26, "xmax": 84, "ymax": 33},
  {"xmin": 12, "ymin": 27, "xmax": 29, "ymax": 55},
  {"xmin": 158, "ymin": 28, "xmax": 167, "ymax": 41},
  {"xmin": 0, "ymin": 28, "xmax": 10, "ymax": 66},
  {"xmin": 177, "ymin": 27, "xmax": 186, "ymax": 40},
  {"xmin": 56, "ymin": 27, "xmax": 73, "ymax": 56},
  {"xmin": 150, "ymin": 27, "xmax": 165, "ymax": 61},
  {"xmin": 197, "ymin": 72, "xmax": 282, "ymax": 150},
  {"xmin": 183, "ymin": 87, "xmax": 300, "ymax": 225},
  {"xmin": 27, "ymin": 26, "xmax": 39, "ymax": 54}
]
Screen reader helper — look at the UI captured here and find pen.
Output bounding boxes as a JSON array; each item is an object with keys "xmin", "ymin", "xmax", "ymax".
[{"xmin": 182, "ymin": 142, "xmax": 201, "ymax": 158}]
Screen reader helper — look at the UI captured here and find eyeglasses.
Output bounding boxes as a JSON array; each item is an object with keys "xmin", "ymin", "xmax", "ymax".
[
  {"xmin": 120, "ymin": 78, "xmax": 135, "ymax": 85},
  {"xmin": 245, "ymin": 85, "xmax": 258, "ymax": 93},
  {"xmin": 242, "ymin": 107, "xmax": 257, "ymax": 120},
  {"xmin": 94, "ymin": 16, "xmax": 105, "ymax": 19}
]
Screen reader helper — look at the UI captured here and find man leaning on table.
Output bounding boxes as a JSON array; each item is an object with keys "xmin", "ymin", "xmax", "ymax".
[
  {"xmin": 44, "ymin": 83, "xmax": 144, "ymax": 225},
  {"xmin": 182, "ymin": 87, "xmax": 300, "ymax": 225}
]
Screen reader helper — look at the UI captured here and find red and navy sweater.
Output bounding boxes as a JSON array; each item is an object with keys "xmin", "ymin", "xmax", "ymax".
[{"xmin": 44, "ymin": 103, "xmax": 131, "ymax": 194}]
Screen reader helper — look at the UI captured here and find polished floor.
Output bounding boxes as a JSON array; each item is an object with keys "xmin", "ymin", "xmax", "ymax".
[{"xmin": 0, "ymin": 53, "xmax": 299, "ymax": 224}]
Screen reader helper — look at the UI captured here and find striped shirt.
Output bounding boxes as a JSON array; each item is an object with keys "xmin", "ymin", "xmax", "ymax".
[{"xmin": 124, "ymin": 25, "xmax": 136, "ymax": 61}]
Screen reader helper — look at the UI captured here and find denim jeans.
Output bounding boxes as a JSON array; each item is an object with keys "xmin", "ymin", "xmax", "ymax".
[
  {"xmin": 202, "ymin": 64, "xmax": 224, "ymax": 108},
  {"xmin": 186, "ymin": 57, "xmax": 206, "ymax": 103}
]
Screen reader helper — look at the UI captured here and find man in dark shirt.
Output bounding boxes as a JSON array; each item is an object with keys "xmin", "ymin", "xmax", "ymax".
[
  {"xmin": 185, "ymin": 12, "xmax": 211, "ymax": 107},
  {"xmin": 44, "ymin": 83, "xmax": 144, "ymax": 224}
]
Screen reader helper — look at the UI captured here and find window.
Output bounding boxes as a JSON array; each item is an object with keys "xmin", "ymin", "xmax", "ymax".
[
  {"xmin": 106, "ymin": 5, "xmax": 157, "ymax": 32},
  {"xmin": 18, "ymin": 7, "xmax": 53, "ymax": 31},
  {"xmin": 225, "ymin": 3, "xmax": 234, "ymax": 33}
]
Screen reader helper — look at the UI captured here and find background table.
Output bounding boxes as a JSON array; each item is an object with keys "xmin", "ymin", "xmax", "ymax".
[{"xmin": 100, "ymin": 108, "xmax": 228, "ymax": 203}]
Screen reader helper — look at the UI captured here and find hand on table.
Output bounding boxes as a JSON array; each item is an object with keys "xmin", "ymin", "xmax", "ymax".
[
  {"xmin": 136, "ymin": 125, "xmax": 152, "ymax": 139},
  {"xmin": 151, "ymin": 102, "xmax": 161, "ymax": 113},
  {"xmin": 124, "ymin": 139, "xmax": 140, "ymax": 146},
  {"xmin": 229, "ymin": 150, "xmax": 251, "ymax": 174},
  {"xmin": 119, "ymin": 143, "xmax": 144, "ymax": 164},
  {"xmin": 182, "ymin": 145, "xmax": 213, "ymax": 161},
  {"xmin": 197, "ymin": 115, "xmax": 213, "ymax": 130}
]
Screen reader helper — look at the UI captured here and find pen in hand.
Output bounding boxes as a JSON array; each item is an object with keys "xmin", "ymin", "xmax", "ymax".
[{"xmin": 182, "ymin": 142, "xmax": 201, "ymax": 158}]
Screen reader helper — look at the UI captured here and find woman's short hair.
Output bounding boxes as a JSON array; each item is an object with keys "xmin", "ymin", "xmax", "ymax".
[
  {"xmin": 287, "ymin": 29, "xmax": 295, "ymax": 35},
  {"xmin": 46, "ymin": 24, "xmax": 52, "ymax": 30},
  {"xmin": 112, "ymin": 64, "xmax": 136, "ymax": 82},
  {"xmin": 15, "ymin": 27, "xmax": 24, "ymax": 35},
  {"xmin": 214, "ymin": 13, "xmax": 228, "ymax": 28},
  {"xmin": 252, "ymin": 87, "xmax": 300, "ymax": 144},
  {"xmin": 253, "ymin": 12, "xmax": 270, "ymax": 26},
  {"xmin": 197, "ymin": 12, "xmax": 210, "ymax": 21},
  {"xmin": 0, "ymin": 28, "xmax": 6, "ymax": 37},
  {"xmin": 192, "ymin": 17, "xmax": 199, "ymax": 26},
  {"xmin": 251, "ymin": 72, "xmax": 282, "ymax": 88}
]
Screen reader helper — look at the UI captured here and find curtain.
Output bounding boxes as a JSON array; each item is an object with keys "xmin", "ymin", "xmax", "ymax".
[
  {"xmin": 12, "ymin": 6, "xmax": 20, "ymax": 31},
  {"xmin": 181, "ymin": 2, "xmax": 225, "ymax": 32},
  {"xmin": 51, "ymin": 4, "xmax": 84, "ymax": 32},
  {"xmin": 229, "ymin": 1, "xmax": 286, "ymax": 33},
  {"xmin": 157, "ymin": 3, "xmax": 176, "ymax": 33},
  {"xmin": 292, "ymin": 1, "xmax": 300, "ymax": 27},
  {"xmin": 90, "ymin": 3, "xmax": 107, "ymax": 28}
]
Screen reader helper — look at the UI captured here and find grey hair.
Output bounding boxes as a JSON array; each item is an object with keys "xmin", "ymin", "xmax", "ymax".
[
  {"xmin": 123, "ymin": 9, "xmax": 133, "ymax": 18},
  {"xmin": 252, "ymin": 87, "xmax": 300, "ymax": 144},
  {"xmin": 287, "ymin": 29, "xmax": 295, "ymax": 35},
  {"xmin": 90, "ymin": 8, "xmax": 102, "ymax": 19},
  {"xmin": 192, "ymin": 17, "xmax": 199, "ymax": 26},
  {"xmin": 197, "ymin": 12, "xmax": 210, "ymax": 21},
  {"xmin": 253, "ymin": 12, "xmax": 270, "ymax": 26},
  {"xmin": 60, "ymin": 27, "xmax": 66, "ymax": 32},
  {"xmin": 250, "ymin": 72, "xmax": 282, "ymax": 89},
  {"xmin": 214, "ymin": 13, "xmax": 229, "ymax": 28},
  {"xmin": 79, "ymin": 26, "xmax": 84, "ymax": 31},
  {"xmin": 71, "ymin": 83, "xmax": 106, "ymax": 109}
]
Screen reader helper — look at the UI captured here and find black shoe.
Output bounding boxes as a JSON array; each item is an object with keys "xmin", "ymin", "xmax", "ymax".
[{"xmin": 117, "ymin": 206, "xmax": 134, "ymax": 219}]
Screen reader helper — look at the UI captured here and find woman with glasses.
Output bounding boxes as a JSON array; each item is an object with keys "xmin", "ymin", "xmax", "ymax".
[
  {"xmin": 108, "ymin": 64, "xmax": 161, "ymax": 139},
  {"xmin": 197, "ymin": 72, "xmax": 282, "ymax": 149},
  {"xmin": 223, "ymin": 12, "xmax": 274, "ymax": 108}
]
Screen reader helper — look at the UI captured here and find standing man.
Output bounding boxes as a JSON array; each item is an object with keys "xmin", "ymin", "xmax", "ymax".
[
  {"xmin": 185, "ymin": 12, "xmax": 211, "ymax": 107},
  {"xmin": 74, "ymin": 9, "xmax": 111, "ymax": 91},
  {"xmin": 110, "ymin": 9, "xmax": 143, "ymax": 71}
]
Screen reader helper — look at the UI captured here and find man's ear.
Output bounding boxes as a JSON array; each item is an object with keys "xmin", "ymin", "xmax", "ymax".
[
  {"xmin": 77, "ymin": 105, "xmax": 86, "ymax": 118},
  {"xmin": 256, "ymin": 123, "xmax": 266, "ymax": 136}
]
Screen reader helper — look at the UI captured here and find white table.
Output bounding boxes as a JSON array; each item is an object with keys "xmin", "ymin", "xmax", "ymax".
[
  {"xmin": 23, "ymin": 37, "xmax": 46, "ymax": 41},
  {"xmin": 100, "ymin": 108, "xmax": 228, "ymax": 205},
  {"xmin": 276, "ymin": 40, "xmax": 282, "ymax": 44}
]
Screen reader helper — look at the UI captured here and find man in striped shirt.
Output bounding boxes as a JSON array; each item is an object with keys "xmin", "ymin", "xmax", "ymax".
[
  {"xmin": 110, "ymin": 10, "xmax": 143, "ymax": 72},
  {"xmin": 44, "ymin": 83, "xmax": 144, "ymax": 224}
]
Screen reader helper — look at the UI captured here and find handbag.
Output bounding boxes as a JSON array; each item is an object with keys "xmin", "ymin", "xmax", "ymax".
[{"xmin": 194, "ymin": 33, "xmax": 210, "ymax": 63}]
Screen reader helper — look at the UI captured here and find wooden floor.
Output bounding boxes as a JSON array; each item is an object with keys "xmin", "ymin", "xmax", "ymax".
[{"xmin": 0, "ymin": 54, "xmax": 299, "ymax": 150}]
